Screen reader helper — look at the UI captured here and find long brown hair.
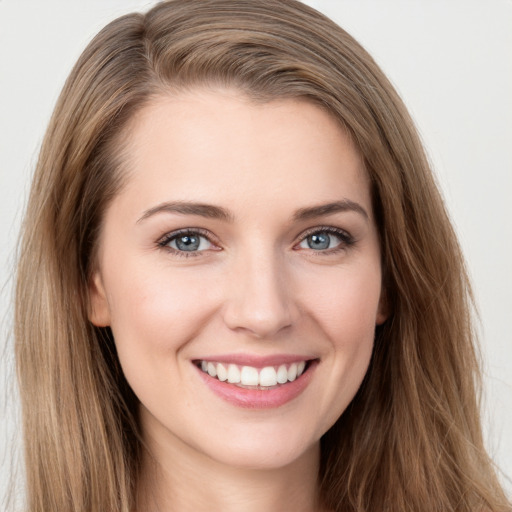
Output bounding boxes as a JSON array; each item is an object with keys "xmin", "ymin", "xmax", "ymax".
[{"xmin": 15, "ymin": 1, "xmax": 510, "ymax": 510}]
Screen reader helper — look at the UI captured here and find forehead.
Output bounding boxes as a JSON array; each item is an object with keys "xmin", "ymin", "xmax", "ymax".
[{"xmin": 114, "ymin": 88, "xmax": 371, "ymax": 220}]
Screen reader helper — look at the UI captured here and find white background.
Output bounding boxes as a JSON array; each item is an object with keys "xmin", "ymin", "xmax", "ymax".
[{"xmin": 1, "ymin": 0, "xmax": 511, "ymax": 505}]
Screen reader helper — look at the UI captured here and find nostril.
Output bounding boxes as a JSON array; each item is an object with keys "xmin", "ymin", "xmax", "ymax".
[{"xmin": 222, "ymin": 302, "xmax": 295, "ymax": 338}]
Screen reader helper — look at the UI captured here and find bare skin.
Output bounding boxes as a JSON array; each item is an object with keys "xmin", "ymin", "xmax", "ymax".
[
  {"xmin": 89, "ymin": 88, "xmax": 385, "ymax": 511},
  {"xmin": 137, "ymin": 438, "xmax": 324, "ymax": 512}
]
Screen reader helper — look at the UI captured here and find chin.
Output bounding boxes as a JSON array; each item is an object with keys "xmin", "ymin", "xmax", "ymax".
[{"xmin": 204, "ymin": 433, "xmax": 319, "ymax": 472}]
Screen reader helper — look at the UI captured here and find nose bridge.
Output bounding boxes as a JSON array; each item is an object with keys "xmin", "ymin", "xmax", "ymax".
[{"xmin": 223, "ymin": 241, "xmax": 295, "ymax": 338}]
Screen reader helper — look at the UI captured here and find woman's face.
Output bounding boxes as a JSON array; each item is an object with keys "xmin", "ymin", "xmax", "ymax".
[{"xmin": 89, "ymin": 88, "xmax": 386, "ymax": 470}]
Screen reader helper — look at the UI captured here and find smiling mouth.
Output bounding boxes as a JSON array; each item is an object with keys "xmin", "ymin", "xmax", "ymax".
[{"xmin": 194, "ymin": 360, "xmax": 314, "ymax": 389}]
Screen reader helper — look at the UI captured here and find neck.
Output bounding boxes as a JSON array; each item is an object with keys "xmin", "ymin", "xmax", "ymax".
[{"xmin": 137, "ymin": 425, "xmax": 325, "ymax": 512}]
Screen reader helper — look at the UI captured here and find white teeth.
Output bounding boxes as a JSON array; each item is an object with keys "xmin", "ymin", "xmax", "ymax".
[
  {"xmin": 276, "ymin": 364, "xmax": 288, "ymax": 384},
  {"xmin": 207, "ymin": 362, "xmax": 217, "ymax": 378},
  {"xmin": 240, "ymin": 366, "xmax": 259, "ymax": 386},
  {"xmin": 200, "ymin": 360, "xmax": 310, "ymax": 387},
  {"xmin": 227, "ymin": 364, "xmax": 241, "ymax": 383},
  {"xmin": 288, "ymin": 362, "xmax": 298, "ymax": 382},
  {"xmin": 216, "ymin": 363, "xmax": 228, "ymax": 382},
  {"xmin": 259, "ymin": 366, "xmax": 278, "ymax": 387}
]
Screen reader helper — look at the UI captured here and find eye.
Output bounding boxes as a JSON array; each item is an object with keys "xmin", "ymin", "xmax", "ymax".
[
  {"xmin": 158, "ymin": 229, "xmax": 215, "ymax": 254},
  {"xmin": 297, "ymin": 227, "xmax": 353, "ymax": 252}
]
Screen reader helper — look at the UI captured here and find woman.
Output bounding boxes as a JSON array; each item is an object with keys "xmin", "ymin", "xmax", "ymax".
[{"xmin": 13, "ymin": 0, "xmax": 511, "ymax": 511}]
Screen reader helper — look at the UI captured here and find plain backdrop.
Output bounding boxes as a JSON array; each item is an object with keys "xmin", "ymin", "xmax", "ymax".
[{"xmin": 1, "ymin": 0, "xmax": 511, "ymax": 505}]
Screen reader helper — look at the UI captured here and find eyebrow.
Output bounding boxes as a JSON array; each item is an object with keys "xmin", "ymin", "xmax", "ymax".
[
  {"xmin": 293, "ymin": 200, "xmax": 369, "ymax": 222},
  {"xmin": 137, "ymin": 199, "xmax": 368, "ymax": 224},
  {"xmin": 137, "ymin": 201, "xmax": 234, "ymax": 223}
]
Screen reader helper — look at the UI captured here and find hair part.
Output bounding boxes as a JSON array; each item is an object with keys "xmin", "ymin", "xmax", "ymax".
[{"xmin": 15, "ymin": 1, "xmax": 510, "ymax": 511}]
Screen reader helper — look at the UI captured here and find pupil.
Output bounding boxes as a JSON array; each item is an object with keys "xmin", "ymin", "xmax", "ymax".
[
  {"xmin": 308, "ymin": 233, "xmax": 329, "ymax": 250},
  {"xmin": 176, "ymin": 235, "xmax": 199, "ymax": 251}
]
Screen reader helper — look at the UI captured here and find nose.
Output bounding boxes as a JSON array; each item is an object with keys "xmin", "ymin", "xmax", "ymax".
[{"xmin": 222, "ymin": 248, "xmax": 297, "ymax": 339}]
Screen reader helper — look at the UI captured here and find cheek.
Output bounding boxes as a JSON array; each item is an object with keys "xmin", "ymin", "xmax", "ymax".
[
  {"xmin": 103, "ymin": 264, "xmax": 223, "ymax": 418},
  {"xmin": 298, "ymin": 261, "xmax": 381, "ymax": 425},
  {"xmin": 302, "ymin": 260, "xmax": 382, "ymax": 345},
  {"xmin": 321, "ymin": 270, "xmax": 380, "ymax": 378},
  {"xmin": 105, "ymin": 263, "xmax": 219, "ymax": 361}
]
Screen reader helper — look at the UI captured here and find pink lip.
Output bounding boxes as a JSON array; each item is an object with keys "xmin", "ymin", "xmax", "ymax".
[
  {"xmin": 194, "ymin": 358, "xmax": 318, "ymax": 409},
  {"xmin": 195, "ymin": 353, "xmax": 315, "ymax": 368}
]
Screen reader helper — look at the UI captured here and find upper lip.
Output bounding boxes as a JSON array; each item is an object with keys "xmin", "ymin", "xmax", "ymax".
[{"xmin": 193, "ymin": 353, "xmax": 317, "ymax": 368}]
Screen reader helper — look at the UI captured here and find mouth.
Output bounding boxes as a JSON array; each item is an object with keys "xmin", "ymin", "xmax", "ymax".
[
  {"xmin": 194, "ymin": 359, "xmax": 313, "ymax": 389},
  {"xmin": 192, "ymin": 356, "xmax": 318, "ymax": 408}
]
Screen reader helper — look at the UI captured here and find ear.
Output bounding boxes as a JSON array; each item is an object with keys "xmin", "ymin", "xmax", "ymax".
[
  {"xmin": 88, "ymin": 271, "xmax": 111, "ymax": 327},
  {"xmin": 375, "ymin": 288, "xmax": 389, "ymax": 326}
]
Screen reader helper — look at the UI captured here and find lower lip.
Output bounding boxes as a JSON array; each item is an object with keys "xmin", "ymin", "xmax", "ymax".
[{"xmin": 195, "ymin": 361, "xmax": 317, "ymax": 409}]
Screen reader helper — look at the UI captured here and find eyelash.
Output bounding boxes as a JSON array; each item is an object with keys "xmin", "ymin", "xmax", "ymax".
[
  {"xmin": 294, "ymin": 226, "xmax": 355, "ymax": 254},
  {"xmin": 157, "ymin": 226, "xmax": 355, "ymax": 258},
  {"xmin": 157, "ymin": 228, "xmax": 217, "ymax": 258}
]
